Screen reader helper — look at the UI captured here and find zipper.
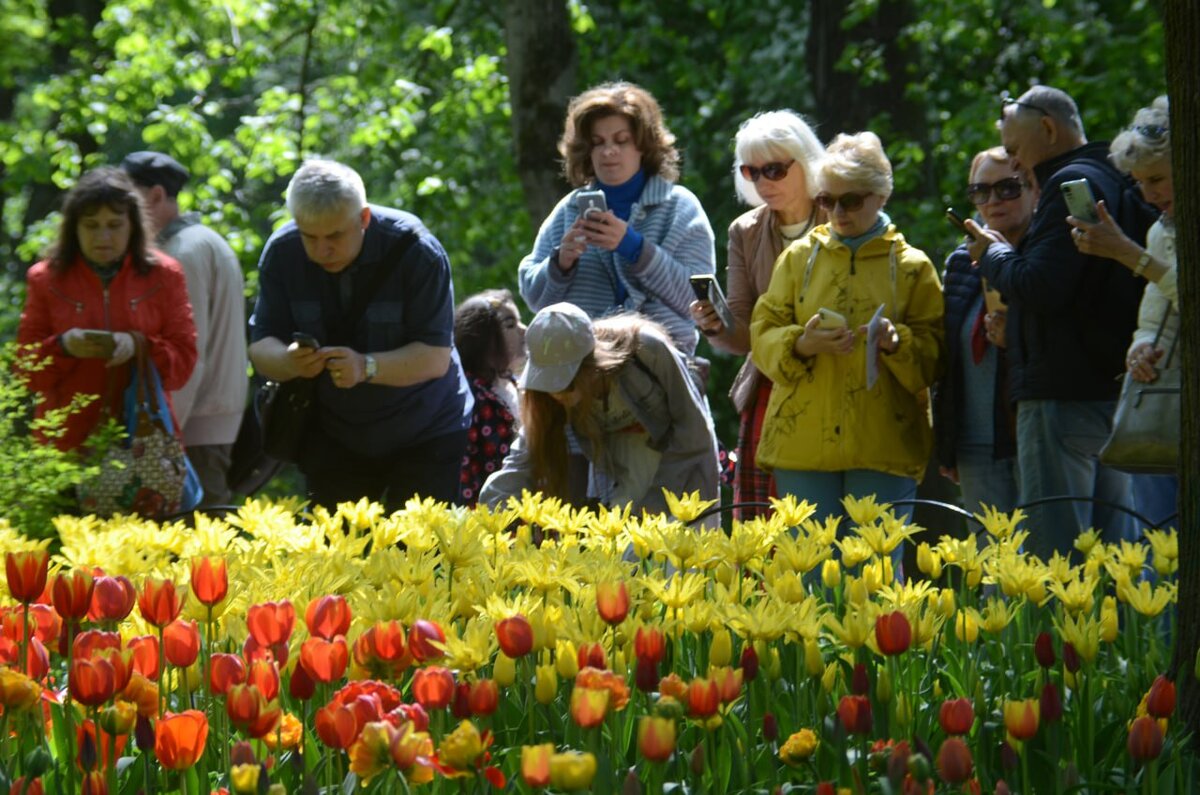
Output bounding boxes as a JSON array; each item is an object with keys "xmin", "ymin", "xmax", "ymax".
[
  {"xmin": 128, "ymin": 284, "xmax": 161, "ymax": 313},
  {"xmin": 849, "ymin": 250, "xmax": 856, "ymax": 276},
  {"xmin": 103, "ymin": 286, "xmax": 111, "ymax": 329},
  {"xmin": 49, "ymin": 286, "xmax": 85, "ymax": 313}
]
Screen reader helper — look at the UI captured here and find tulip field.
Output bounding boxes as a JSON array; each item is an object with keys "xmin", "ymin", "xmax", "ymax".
[{"xmin": 0, "ymin": 491, "xmax": 1197, "ymax": 794}]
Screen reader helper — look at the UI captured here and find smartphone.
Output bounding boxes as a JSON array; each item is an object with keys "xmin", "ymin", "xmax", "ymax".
[
  {"xmin": 575, "ymin": 190, "xmax": 608, "ymax": 220},
  {"xmin": 291, "ymin": 331, "xmax": 320, "ymax": 349},
  {"xmin": 945, "ymin": 207, "xmax": 978, "ymax": 240},
  {"xmin": 82, "ymin": 329, "xmax": 116, "ymax": 358},
  {"xmin": 1061, "ymin": 179, "xmax": 1100, "ymax": 224},
  {"xmin": 817, "ymin": 307, "xmax": 848, "ymax": 330},
  {"xmin": 689, "ymin": 274, "xmax": 734, "ymax": 329}
]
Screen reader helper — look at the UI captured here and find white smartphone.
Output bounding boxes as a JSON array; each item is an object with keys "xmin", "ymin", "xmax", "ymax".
[
  {"xmin": 575, "ymin": 190, "xmax": 607, "ymax": 220},
  {"xmin": 689, "ymin": 274, "xmax": 734, "ymax": 330},
  {"xmin": 817, "ymin": 307, "xmax": 848, "ymax": 330},
  {"xmin": 1061, "ymin": 178, "xmax": 1099, "ymax": 224}
]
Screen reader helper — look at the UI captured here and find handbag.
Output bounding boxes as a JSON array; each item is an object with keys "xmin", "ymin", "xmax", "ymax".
[
  {"xmin": 77, "ymin": 336, "xmax": 203, "ymax": 518},
  {"xmin": 1099, "ymin": 306, "xmax": 1179, "ymax": 474}
]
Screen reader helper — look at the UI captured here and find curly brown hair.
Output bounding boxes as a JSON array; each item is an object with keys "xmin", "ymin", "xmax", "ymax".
[
  {"xmin": 48, "ymin": 167, "xmax": 156, "ymax": 276},
  {"xmin": 558, "ymin": 82, "xmax": 680, "ymax": 187}
]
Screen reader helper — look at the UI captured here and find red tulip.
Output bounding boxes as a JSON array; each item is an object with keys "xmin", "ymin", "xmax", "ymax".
[
  {"xmin": 99, "ymin": 648, "xmax": 133, "ymax": 693},
  {"xmin": 163, "ymin": 620, "xmax": 200, "ymax": 668},
  {"xmin": 937, "ymin": 737, "xmax": 974, "ymax": 784},
  {"xmin": 247, "ymin": 659, "xmax": 280, "ymax": 701},
  {"xmin": 939, "ymin": 698, "xmax": 974, "ymax": 735},
  {"xmin": 635, "ymin": 658, "xmax": 659, "ymax": 693},
  {"xmin": 15, "ymin": 604, "xmax": 60, "ymax": 646},
  {"xmin": 837, "ymin": 694, "xmax": 873, "ymax": 735},
  {"xmin": 577, "ymin": 641, "xmax": 607, "ymax": 671},
  {"xmin": 763, "ymin": 712, "xmax": 779, "ymax": 742},
  {"xmin": 1040, "ymin": 681, "xmax": 1063, "ymax": 724},
  {"xmin": 208, "ymin": 653, "xmax": 246, "ymax": 695},
  {"xmin": 9, "ymin": 777, "xmax": 44, "ymax": 795},
  {"xmin": 154, "ymin": 710, "xmax": 208, "ymax": 770},
  {"xmin": 24, "ymin": 637, "xmax": 49, "ymax": 680},
  {"xmin": 596, "ymin": 581, "xmax": 630, "ymax": 625},
  {"xmin": 712, "ymin": 666, "xmax": 744, "ymax": 704},
  {"xmin": 189, "ymin": 557, "xmax": 228, "ymax": 607},
  {"xmin": 740, "ymin": 644, "xmax": 759, "ymax": 682},
  {"xmin": 79, "ymin": 771, "xmax": 107, "ymax": 795},
  {"xmin": 128, "ymin": 635, "xmax": 160, "ymax": 681},
  {"xmin": 246, "ymin": 698, "xmax": 282, "ymax": 739},
  {"xmin": 246, "ymin": 600, "xmax": 295, "ymax": 647},
  {"xmin": 88, "ymin": 575, "xmax": 136, "ymax": 623},
  {"xmin": 634, "ymin": 626, "xmax": 665, "ymax": 664},
  {"xmin": 817, "ymin": 783, "xmax": 836, "ymax": 795},
  {"xmin": 638, "ymin": 715, "xmax": 676, "ymax": 761},
  {"xmin": 412, "ymin": 666, "xmax": 455, "ymax": 709},
  {"xmin": 137, "ymin": 578, "xmax": 183, "ymax": 628},
  {"xmin": 300, "ymin": 636, "xmax": 349, "ymax": 683},
  {"xmin": 52, "ymin": 570, "xmax": 95, "ymax": 621},
  {"xmin": 1034, "ymin": 632, "xmax": 1056, "ymax": 668},
  {"xmin": 1128, "ymin": 716, "xmax": 1164, "ymax": 761},
  {"xmin": 5, "ymin": 551, "xmax": 49, "ymax": 603},
  {"xmin": 1063, "ymin": 641, "xmax": 1081, "ymax": 673},
  {"xmin": 70, "ymin": 656, "xmax": 116, "ymax": 706},
  {"xmin": 469, "ymin": 678, "xmax": 499, "ymax": 716},
  {"xmin": 241, "ymin": 633, "xmax": 289, "ymax": 667},
  {"xmin": 305, "ymin": 595, "xmax": 351, "ymax": 640},
  {"xmin": 1146, "ymin": 675, "xmax": 1176, "ymax": 718},
  {"xmin": 225, "ymin": 683, "xmax": 264, "ymax": 729},
  {"xmin": 366, "ymin": 620, "xmax": 407, "ymax": 661},
  {"xmin": 73, "ymin": 630, "xmax": 122, "ymax": 661},
  {"xmin": 315, "ymin": 701, "xmax": 360, "ymax": 749},
  {"xmin": 407, "ymin": 619, "xmax": 446, "ymax": 662},
  {"xmin": 852, "ymin": 662, "xmax": 870, "ymax": 695},
  {"xmin": 451, "ymin": 681, "xmax": 473, "ymax": 718},
  {"xmin": 875, "ymin": 610, "xmax": 912, "ymax": 656},
  {"xmin": 495, "ymin": 614, "xmax": 534, "ymax": 658},
  {"xmin": 289, "ymin": 659, "xmax": 316, "ymax": 701},
  {"xmin": 686, "ymin": 677, "xmax": 720, "ymax": 719}
]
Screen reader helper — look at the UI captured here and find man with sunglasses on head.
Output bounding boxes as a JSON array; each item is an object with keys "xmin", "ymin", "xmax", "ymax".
[{"xmin": 965, "ymin": 85, "xmax": 1155, "ymax": 562}]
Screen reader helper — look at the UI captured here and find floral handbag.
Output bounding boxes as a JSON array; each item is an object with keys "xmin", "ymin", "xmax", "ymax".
[{"xmin": 77, "ymin": 337, "xmax": 203, "ymax": 518}]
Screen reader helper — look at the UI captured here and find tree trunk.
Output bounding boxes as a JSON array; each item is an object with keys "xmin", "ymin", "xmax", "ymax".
[
  {"xmin": 503, "ymin": 0, "xmax": 576, "ymax": 225},
  {"xmin": 1164, "ymin": 0, "xmax": 1200, "ymax": 749}
]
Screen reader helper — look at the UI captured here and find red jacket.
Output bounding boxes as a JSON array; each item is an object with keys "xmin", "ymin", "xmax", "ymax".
[{"xmin": 17, "ymin": 254, "xmax": 198, "ymax": 451}]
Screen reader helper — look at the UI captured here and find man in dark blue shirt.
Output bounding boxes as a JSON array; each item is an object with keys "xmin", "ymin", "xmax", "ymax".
[{"xmin": 249, "ymin": 159, "xmax": 473, "ymax": 509}]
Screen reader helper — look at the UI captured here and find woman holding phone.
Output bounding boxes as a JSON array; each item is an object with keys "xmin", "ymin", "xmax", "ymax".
[
  {"xmin": 750, "ymin": 132, "xmax": 943, "ymax": 529},
  {"xmin": 517, "ymin": 81, "xmax": 716, "ymax": 356},
  {"xmin": 690, "ymin": 110, "xmax": 825, "ymax": 519},
  {"xmin": 17, "ymin": 167, "xmax": 197, "ymax": 455},
  {"xmin": 933, "ymin": 147, "xmax": 1037, "ymax": 516}
]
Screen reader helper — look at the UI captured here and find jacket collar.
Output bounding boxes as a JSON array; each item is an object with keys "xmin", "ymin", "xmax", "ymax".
[
  {"xmin": 1032, "ymin": 141, "xmax": 1112, "ymax": 187},
  {"xmin": 811, "ymin": 221, "xmax": 905, "ymax": 252}
]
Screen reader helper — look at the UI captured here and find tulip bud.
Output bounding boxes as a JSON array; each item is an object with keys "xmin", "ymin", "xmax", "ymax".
[
  {"xmin": 852, "ymin": 663, "xmax": 870, "ymax": 695},
  {"xmin": 622, "ymin": 769, "xmax": 642, "ymax": 795},
  {"xmin": 1100, "ymin": 596, "xmax": 1118, "ymax": 643},
  {"xmin": 1034, "ymin": 632, "xmax": 1055, "ymax": 668},
  {"xmin": 1040, "ymin": 681, "xmax": 1063, "ymax": 724},
  {"xmin": 1146, "ymin": 675, "xmax": 1176, "ymax": 719},
  {"xmin": 740, "ymin": 644, "xmax": 759, "ymax": 682},
  {"xmin": 635, "ymin": 658, "xmax": 658, "ymax": 694},
  {"xmin": 709, "ymin": 629, "xmax": 732, "ymax": 668},
  {"xmin": 955, "ymin": 610, "xmax": 979, "ymax": 644},
  {"xmin": 613, "ymin": 649, "xmax": 627, "ymax": 677},
  {"xmin": 135, "ymin": 714, "xmax": 155, "ymax": 752},
  {"xmin": 895, "ymin": 693, "xmax": 911, "ymax": 729},
  {"xmin": 535, "ymin": 663, "xmax": 558, "ymax": 705},
  {"xmin": 821, "ymin": 559, "xmax": 841, "ymax": 589},
  {"xmin": 762, "ymin": 712, "xmax": 778, "ymax": 743},
  {"xmin": 906, "ymin": 750, "xmax": 930, "ymax": 782},
  {"xmin": 876, "ymin": 665, "xmax": 892, "ymax": 702},
  {"xmin": 689, "ymin": 744, "xmax": 705, "ymax": 776},
  {"xmin": 1063, "ymin": 642, "xmax": 1080, "ymax": 673},
  {"xmin": 556, "ymin": 641, "xmax": 579, "ymax": 679},
  {"xmin": 765, "ymin": 647, "xmax": 782, "ymax": 682},
  {"xmin": 23, "ymin": 745, "xmax": 52, "ymax": 778},
  {"xmin": 804, "ymin": 638, "xmax": 823, "ymax": 678},
  {"xmin": 846, "ymin": 577, "xmax": 867, "ymax": 605},
  {"xmin": 937, "ymin": 588, "xmax": 956, "ymax": 618},
  {"xmin": 821, "ymin": 662, "xmax": 839, "ymax": 693},
  {"xmin": 995, "ymin": 780, "xmax": 1013, "ymax": 795},
  {"xmin": 494, "ymin": 653, "xmax": 517, "ymax": 688}
]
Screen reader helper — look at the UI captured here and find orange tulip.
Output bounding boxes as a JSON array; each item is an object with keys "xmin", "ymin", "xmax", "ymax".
[
  {"xmin": 209, "ymin": 653, "xmax": 246, "ymax": 695},
  {"xmin": 247, "ymin": 698, "xmax": 283, "ymax": 739},
  {"xmin": 163, "ymin": 619, "xmax": 200, "ymax": 668},
  {"xmin": 875, "ymin": 610, "xmax": 912, "ymax": 656},
  {"xmin": 77, "ymin": 718, "xmax": 128, "ymax": 771},
  {"xmin": 521, "ymin": 743, "xmax": 554, "ymax": 788},
  {"xmin": 469, "ymin": 679, "xmax": 500, "ymax": 716},
  {"xmin": 938, "ymin": 698, "xmax": 974, "ymax": 736},
  {"xmin": 79, "ymin": 770, "xmax": 108, "ymax": 795},
  {"xmin": 1146, "ymin": 675, "xmax": 1176, "ymax": 719},
  {"xmin": 711, "ymin": 666, "xmax": 743, "ymax": 704},
  {"xmin": 305, "ymin": 595, "xmax": 352, "ymax": 640},
  {"xmin": 137, "ymin": 578, "xmax": 183, "ymax": 628},
  {"xmin": 226, "ymin": 683, "xmax": 265, "ymax": 730},
  {"xmin": 189, "ymin": 557, "xmax": 228, "ymax": 607},
  {"xmin": 659, "ymin": 673, "xmax": 687, "ymax": 701},
  {"xmin": 246, "ymin": 600, "xmax": 295, "ymax": 647},
  {"xmin": 5, "ymin": 550, "xmax": 49, "ymax": 603},
  {"xmin": 155, "ymin": 710, "xmax": 208, "ymax": 770},
  {"xmin": 24, "ymin": 637, "xmax": 50, "ymax": 680},
  {"xmin": 634, "ymin": 626, "xmax": 665, "ymax": 664},
  {"xmin": 596, "ymin": 581, "xmax": 629, "ymax": 625},
  {"xmin": 100, "ymin": 648, "xmax": 133, "ymax": 694},
  {"xmin": 408, "ymin": 619, "xmax": 446, "ymax": 662},
  {"xmin": 837, "ymin": 695, "xmax": 873, "ymax": 735},
  {"xmin": 128, "ymin": 635, "xmax": 160, "ymax": 681},
  {"xmin": 316, "ymin": 701, "xmax": 362, "ymax": 749},
  {"xmin": 25, "ymin": 604, "xmax": 61, "ymax": 646},
  {"xmin": 1127, "ymin": 715, "xmax": 1164, "ymax": 761},
  {"xmin": 937, "ymin": 737, "xmax": 973, "ymax": 783},
  {"xmin": 300, "ymin": 636, "xmax": 349, "ymax": 683},
  {"xmin": 495, "ymin": 614, "xmax": 534, "ymax": 658},
  {"xmin": 570, "ymin": 685, "xmax": 609, "ymax": 728},
  {"xmin": 73, "ymin": 630, "xmax": 121, "ymax": 662},
  {"xmin": 686, "ymin": 677, "xmax": 720, "ymax": 719},
  {"xmin": 412, "ymin": 666, "xmax": 455, "ymax": 710},
  {"xmin": 638, "ymin": 716, "xmax": 676, "ymax": 761},
  {"xmin": 576, "ymin": 642, "xmax": 607, "ymax": 671},
  {"xmin": 88, "ymin": 575, "xmax": 136, "ymax": 623},
  {"xmin": 366, "ymin": 619, "xmax": 408, "ymax": 661},
  {"xmin": 576, "ymin": 667, "xmax": 630, "ymax": 710},
  {"xmin": 121, "ymin": 672, "xmax": 160, "ymax": 718},
  {"xmin": 52, "ymin": 569, "xmax": 94, "ymax": 621},
  {"xmin": 70, "ymin": 656, "xmax": 116, "ymax": 706},
  {"xmin": 9, "ymin": 777, "xmax": 44, "ymax": 795},
  {"xmin": 247, "ymin": 659, "xmax": 280, "ymax": 701},
  {"xmin": 1003, "ymin": 699, "xmax": 1039, "ymax": 741}
]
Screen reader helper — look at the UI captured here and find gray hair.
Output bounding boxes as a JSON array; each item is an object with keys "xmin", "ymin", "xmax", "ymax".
[
  {"xmin": 285, "ymin": 159, "xmax": 367, "ymax": 222},
  {"xmin": 733, "ymin": 110, "xmax": 824, "ymax": 206},
  {"xmin": 818, "ymin": 131, "xmax": 893, "ymax": 200},
  {"xmin": 1110, "ymin": 96, "xmax": 1170, "ymax": 174},
  {"xmin": 1008, "ymin": 86, "xmax": 1085, "ymax": 137}
]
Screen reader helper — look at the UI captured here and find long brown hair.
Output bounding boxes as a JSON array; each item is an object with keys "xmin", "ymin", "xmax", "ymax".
[
  {"xmin": 47, "ymin": 167, "xmax": 156, "ymax": 275},
  {"xmin": 558, "ymin": 82, "xmax": 680, "ymax": 187},
  {"xmin": 522, "ymin": 313, "xmax": 668, "ymax": 500}
]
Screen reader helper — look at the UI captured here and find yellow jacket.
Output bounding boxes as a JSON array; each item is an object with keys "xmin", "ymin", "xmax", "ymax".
[{"xmin": 750, "ymin": 223, "xmax": 944, "ymax": 479}]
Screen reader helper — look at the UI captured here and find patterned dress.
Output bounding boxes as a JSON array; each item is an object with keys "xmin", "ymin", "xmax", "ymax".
[{"xmin": 458, "ymin": 375, "xmax": 518, "ymax": 506}]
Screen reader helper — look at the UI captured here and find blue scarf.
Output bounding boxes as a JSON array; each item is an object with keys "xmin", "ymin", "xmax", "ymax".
[
  {"xmin": 594, "ymin": 169, "xmax": 648, "ymax": 305},
  {"xmin": 835, "ymin": 211, "xmax": 891, "ymax": 254}
]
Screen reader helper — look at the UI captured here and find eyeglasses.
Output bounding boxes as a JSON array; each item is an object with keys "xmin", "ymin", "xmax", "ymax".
[
  {"xmin": 815, "ymin": 192, "xmax": 871, "ymax": 212},
  {"xmin": 966, "ymin": 177, "xmax": 1024, "ymax": 205},
  {"xmin": 1135, "ymin": 124, "xmax": 1168, "ymax": 142},
  {"xmin": 1001, "ymin": 96, "xmax": 1050, "ymax": 121},
  {"xmin": 739, "ymin": 160, "xmax": 794, "ymax": 182}
]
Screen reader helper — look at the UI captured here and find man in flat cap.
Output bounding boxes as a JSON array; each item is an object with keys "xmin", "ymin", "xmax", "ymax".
[{"xmin": 123, "ymin": 151, "xmax": 249, "ymax": 507}]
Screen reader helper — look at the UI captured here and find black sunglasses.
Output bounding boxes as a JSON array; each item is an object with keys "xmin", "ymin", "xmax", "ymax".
[
  {"xmin": 815, "ymin": 192, "xmax": 871, "ymax": 212},
  {"xmin": 966, "ymin": 177, "xmax": 1024, "ymax": 205},
  {"xmin": 1135, "ymin": 124, "xmax": 1168, "ymax": 142},
  {"xmin": 739, "ymin": 160, "xmax": 795, "ymax": 182},
  {"xmin": 1001, "ymin": 96, "xmax": 1050, "ymax": 121}
]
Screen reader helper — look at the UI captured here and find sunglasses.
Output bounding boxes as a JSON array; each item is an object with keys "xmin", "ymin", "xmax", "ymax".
[
  {"xmin": 739, "ymin": 160, "xmax": 794, "ymax": 182},
  {"xmin": 814, "ymin": 192, "xmax": 871, "ymax": 212},
  {"xmin": 966, "ymin": 177, "xmax": 1024, "ymax": 205},
  {"xmin": 1136, "ymin": 124, "xmax": 1168, "ymax": 142},
  {"xmin": 1000, "ymin": 96, "xmax": 1050, "ymax": 121}
]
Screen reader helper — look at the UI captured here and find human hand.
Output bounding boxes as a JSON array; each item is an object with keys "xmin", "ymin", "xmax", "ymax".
[
  {"xmin": 1126, "ymin": 341, "xmax": 1163, "ymax": 383},
  {"xmin": 286, "ymin": 340, "xmax": 329, "ymax": 379},
  {"xmin": 557, "ymin": 218, "xmax": 589, "ymax": 271},
  {"xmin": 323, "ymin": 346, "xmax": 366, "ymax": 389},
  {"xmin": 965, "ymin": 220, "xmax": 1007, "ymax": 264},
  {"xmin": 580, "ymin": 210, "xmax": 627, "ymax": 251},
  {"xmin": 938, "ymin": 465, "xmax": 960, "ymax": 485},
  {"xmin": 60, "ymin": 328, "xmax": 113, "ymax": 359},
  {"xmin": 858, "ymin": 317, "xmax": 899, "ymax": 354},
  {"xmin": 794, "ymin": 313, "xmax": 855, "ymax": 358},
  {"xmin": 690, "ymin": 299, "xmax": 723, "ymax": 335},
  {"xmin": 1068, "ymin": 200, "xmax": 1137, "ymax": 262},
  {"xmin": 106, "ymin": 332, "xmax": 135, "ymax": 367},
  {"xmin": 984, "ymin": 310, "xmax": 1007, "ymax": 349}
]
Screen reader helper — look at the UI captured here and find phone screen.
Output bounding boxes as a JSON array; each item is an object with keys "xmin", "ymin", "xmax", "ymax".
[{"xmin": 689, "ymin": 275, "xmax": 711, "ymax": 302}]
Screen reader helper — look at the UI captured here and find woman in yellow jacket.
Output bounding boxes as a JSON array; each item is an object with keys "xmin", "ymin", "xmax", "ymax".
[{"xmin": 750, "ymin": 132, "xmax": 943, "ymax": 523}]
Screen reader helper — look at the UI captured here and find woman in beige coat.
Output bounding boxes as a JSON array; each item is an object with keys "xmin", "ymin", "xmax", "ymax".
[{"xmin": 690, "ymin": 110, "xmax": 824, "ymax": 519}]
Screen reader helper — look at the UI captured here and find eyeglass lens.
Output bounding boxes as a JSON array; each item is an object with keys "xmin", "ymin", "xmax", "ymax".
[
  {"xmin": 967, "ymin": 178, "xmax": 1023, "ymax": 205},
  {"xmin": 816, "ymin": 193, "xmax": 868, "ymax": 212},
  {"xmin": 740, "ymin": 160, "xmax": 794, "ymax": 182}
]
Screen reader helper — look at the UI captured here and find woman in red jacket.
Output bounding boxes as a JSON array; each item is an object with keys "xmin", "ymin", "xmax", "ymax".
[{"xmin": 17, "ymin": 167, "xmax": 197, "ymax": 454}]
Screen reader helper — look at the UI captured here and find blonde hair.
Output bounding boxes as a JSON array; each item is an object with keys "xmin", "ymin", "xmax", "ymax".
[
  {"xmin": 818, "ymin": 132, "xmax": 893, "ymax": 200},
  {"xmin": 733, "ymin": 110, "xmax": 824, "ymax": 206},
  {"xmin": 1110, "ymin": 96, "xmax": 1170, "ymax": 174}
]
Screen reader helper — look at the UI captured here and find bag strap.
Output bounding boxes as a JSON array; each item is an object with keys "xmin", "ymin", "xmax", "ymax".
[
  {"xmin": 326, "ymin": 229, "xmax": 419, "ymax": 345},
  {"xmin": 1154, "ymin": 305, "xmax": 1179, "ymax": 369}
]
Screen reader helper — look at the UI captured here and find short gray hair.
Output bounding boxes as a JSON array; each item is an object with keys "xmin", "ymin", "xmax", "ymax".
[
  {"xmin": 733, "ymin": 110, "xmax": 824, "ymax": 206},
  {"xmin": 286, "ymin": 159, "xmax": 367, "ymax": 222},
  {"xmin": 1110, "ymin": 96, "xmax": 1170, "ymax": 174},
  {"xmin": 818, "ymin": 132, "xmax": 893, "ymax": 200},
  {"xmin": 1008, "ymin": 86, "xmax": 1085, "ymax": 137}
]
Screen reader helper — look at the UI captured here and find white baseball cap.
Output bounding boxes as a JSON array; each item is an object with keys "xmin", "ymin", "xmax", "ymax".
[{"xmin": 519, "ymin": 302, "xmax": 596, "ymax": 393}]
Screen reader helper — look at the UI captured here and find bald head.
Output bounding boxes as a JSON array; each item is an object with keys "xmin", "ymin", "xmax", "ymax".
[{"xmin": 999, "ymin": 86, "xmax": 1087, "ymax": 176}]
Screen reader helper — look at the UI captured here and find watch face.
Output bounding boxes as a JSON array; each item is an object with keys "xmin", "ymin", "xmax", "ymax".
[{"xmin": 365, "ymin": 355, "xmax": 377, "ymax": 379}]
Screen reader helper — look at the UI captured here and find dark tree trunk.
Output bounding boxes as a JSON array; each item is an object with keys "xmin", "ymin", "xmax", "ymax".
[
  {"xmin": 503, "ymin": 0, "xmax": 576, "ymax": 225},
  {"xmin": 1164, "ymin": 0, "xmax": 1200, "ymax": 748}
]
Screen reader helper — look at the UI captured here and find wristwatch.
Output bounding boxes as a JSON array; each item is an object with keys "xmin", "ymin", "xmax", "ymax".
[{"xmin": 363, "ymin": 354, "xmax": 378, "ymax": 383}]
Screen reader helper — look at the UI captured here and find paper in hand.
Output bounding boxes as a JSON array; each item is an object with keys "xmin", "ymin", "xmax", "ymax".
[{"xmin": 865, "ymin": 303, "xmax": 886, "ymax": 389}]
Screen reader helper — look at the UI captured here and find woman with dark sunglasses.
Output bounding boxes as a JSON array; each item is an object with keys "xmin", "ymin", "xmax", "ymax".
[
  {"xmin": 688, "ymin": 110, "xmax": 824, "ymax": 519},
  {"xmin": 933, "ymin": 147, "xmax": 1037, "ymax": 517},
  {"xmin": 750, "ymin": 131, "xmax": 943, "ymax": 539}
]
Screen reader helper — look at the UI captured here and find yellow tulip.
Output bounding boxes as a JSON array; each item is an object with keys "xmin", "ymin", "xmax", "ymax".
[
  {"xmin": 917, "ymin": 542, "xmax": 943, "ymax": 579},
  {"xmin": 821, "ymin": 559, "xmax": 842, "ymax": 589},
  {"xmin": 937, "ymin": 588, "xmax": 956, "ymax": 618},
  {"xmin": 876, "ymin": 665, "xmax": 892, "ymax": 702},
  {"xmin": 1100, "ymin": 596, "xmax": 1118, "ymax": 643},
  {"xmin": 845, "ymin": 577, "xmax": 868, "ymax": 606},
  {"xmin": 955, "ymin": 609, "xmax": 979, "ymax": 644},
  {"xmin": 779, "ymin": 728, "xmax": 819, "ymax": 765},
  {"xmin": 494, "ymin": 653, "xmax": 516, "ymax": 688},
  {"xmin": 535, "ymin": 663, "xmax": 558, "ymax": 705},
  {"xmin": 709, "ymin": 628, "xmax": 732, "ymax": 668},
  {"xmin": 231, "ymin": 764, "xmax": 261, "ymax": 795},
  {"xmin": 765, "ymin": 646, "xmax": 783, "ymax": 682},
  {"xmin": 549, "ymin": 750, "xmax": 598, "ymax": 791},
  {"xmin": 821, "ymin": 662, "xmax": 840, "ymax": 693},
  {"xmin": 556, "ymin": 640, "xmax": 579, "ymax": 679},
  {"xmin": 804, "ymin": 638, "xmax": 824, "ymax": 678}
]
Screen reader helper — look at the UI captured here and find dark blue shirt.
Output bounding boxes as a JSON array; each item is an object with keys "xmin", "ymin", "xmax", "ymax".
[{"xmin": 250, "ymin": 205, "xmax": 473, "ymax": 456}]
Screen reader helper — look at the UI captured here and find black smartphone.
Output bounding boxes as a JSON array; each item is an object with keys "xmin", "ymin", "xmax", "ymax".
[
  {"xmin": 689, "ymin": 274, "xmax": 735, "ymax": 329},
  {"xmin": 945, "ymin": 207, "xmax": 978, "ymax": 240},
  {"xmin": 292, "ymin": 331, "xmax": 320, "ymax": 349}
]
